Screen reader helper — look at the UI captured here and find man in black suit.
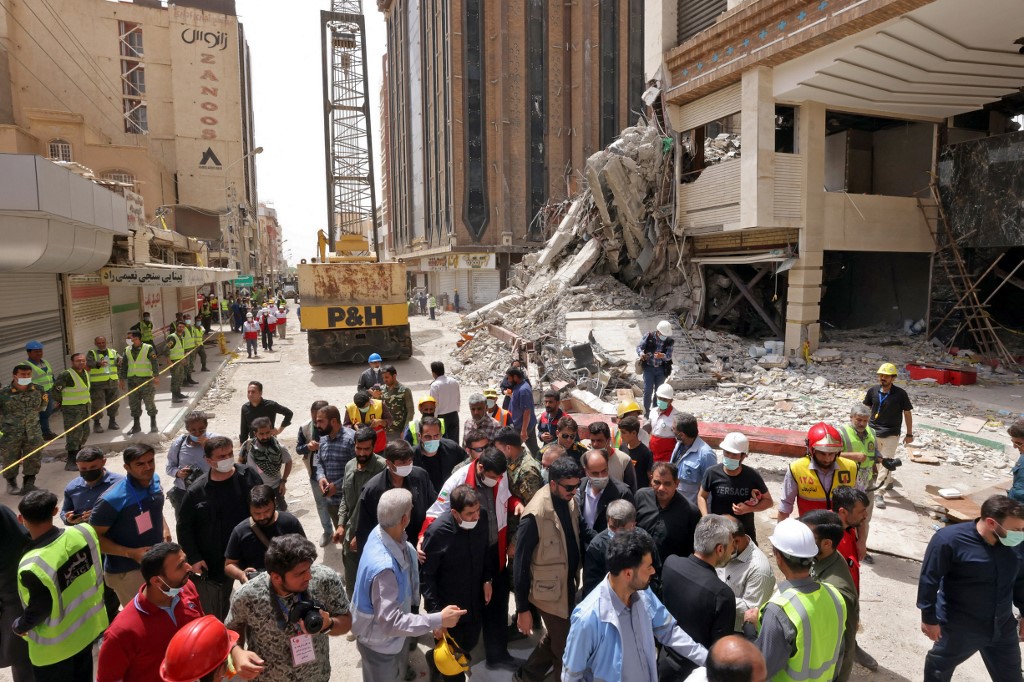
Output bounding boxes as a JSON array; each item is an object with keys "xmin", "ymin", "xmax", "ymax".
[
  {"xmin": 577, "ymin": 449, "xmax": 634, "ymax": 548},
  {"xmin": 659, "ymin": 514, "xmax": 738, "ymax": 680},
  {"xmin": 413, "ymin": 416, "xmax": 468, "ymax": 492}
]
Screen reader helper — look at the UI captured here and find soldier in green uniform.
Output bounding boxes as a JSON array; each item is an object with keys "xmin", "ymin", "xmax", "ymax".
[
  {"xmin": 130, "ymin": 311, "xmax": 155, "ymax": 345},
  {"xmin": 87, "ymin": 335, "xmax": 120, "ymax": 433},
  {"xmin": 1, "ymin": 363, "xmax": 46, "ymax": 495},
  {"xmin": 179, "ymin": 315, "xmax": 198, "ymax": 386},
  {"xmin": 52, "ymin": 352, "xmax": 93, "ymax": 471},
  {"xmin": 166, "ymin": 321, "xmax": 188, "ymax": 403},
  {"xmin": 119, "ymin": 330, "xmax": 160, "ymax": 435},
  {"xmin": 199, "ymin": 295, "xmax": 213, "ymax": 334},
  {"xmin": 190, "ymin": 313, "xmax": 208, "ymax": 372},
  {"xmin": 381, "ymin": 365, "xmax": 414, "ymax": 441},
  {"xmin": 24, "ymin": 341, "xmax": 57, "ymax": 440}
]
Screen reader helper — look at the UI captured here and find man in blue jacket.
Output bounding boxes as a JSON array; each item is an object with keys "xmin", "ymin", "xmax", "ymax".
[{"xmin": 562, "ymin": 528, "xmax": 706, "ymax": 681}]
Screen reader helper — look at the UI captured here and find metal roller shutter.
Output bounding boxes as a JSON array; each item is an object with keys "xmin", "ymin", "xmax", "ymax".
[
  {"xmin": 67, "ymin": 275, "xmax": 112, "ymax": 355},
  {"xmin": 110, "ymin": 286, "xmax": 142, "ymax": 347},
  {"xmin": 0, "ymin": 273, "xmax": 65, "ymax": 376},
  {"xmin": 435, "ymin": 271, "xmax": 456, "ymax": 302},
  {"xmin": 470, "ymin": 270, "xmax": 501, "ymax": 306},
  {"xmin": 677, "ymin": 0, "xmax": 727, "ymax": 44},
  {"xmin": 455, "ymin": 271, "xmax": 470, "ymax": 303}
]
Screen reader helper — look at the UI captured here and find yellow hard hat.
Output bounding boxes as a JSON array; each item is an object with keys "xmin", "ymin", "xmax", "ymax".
[
  {"xmin": 617, "ymin": 401, "xmax": 642, "ymax": 419},
  {"xmin": 418, "ymin": 395, "xmax": 437, "ymax": 407},
  {"xmin": 433, "ymin": 633, "xmax": 470, "ymax": 675},
  {"xmin": 876, "ymin": 363, "xmax": 899, "ymax": 376},
  {"xmin": 483, "ymin": 387, "xmax": 499, "ymax": 398}
]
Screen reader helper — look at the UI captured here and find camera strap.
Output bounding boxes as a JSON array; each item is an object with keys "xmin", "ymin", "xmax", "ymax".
[{"xmin": 249, "ymin": 517, "xmax": 273, "ymax": 548}]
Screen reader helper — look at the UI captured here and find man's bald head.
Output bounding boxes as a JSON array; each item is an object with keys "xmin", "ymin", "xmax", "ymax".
[{"xmin": 707, "ymin": 635, "xmax": 767, "ymax": 682}]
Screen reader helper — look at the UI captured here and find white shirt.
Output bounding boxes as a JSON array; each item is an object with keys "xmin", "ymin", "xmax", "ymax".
[
  {"xmin": 429, "ymin": 374, "xmax": 461, "ymax": 415},
  {"xmin": 716, "ymin": 538, "xmax": 777, "ymax": 630},
  {"xmin": 584, "ymin": 482, "xmax": 603, "ymax": 529}
]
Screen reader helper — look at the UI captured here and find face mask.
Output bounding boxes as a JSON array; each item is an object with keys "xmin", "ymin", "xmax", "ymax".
[
  {"xmin": 482, "ymin": 475, "xmax": 499, "ymax": 488},
  {"xmin": 422, "ymin": 439, "xmax": 440, "ymax": 454},
  {"xmin": 126, "ymin": 339, "xmax": 133, "ymax": 345},
  {"xmin": 394, "ymin": 464, "xmax": 414, "ymax": 478},
  {"xmin": 458, "ymin": 518, "xmax": 478, "ymax": 531},
  {"xmin": 998, "ymin": 524, "xmax": 1024, "ymax": 547},
  {"xmin": 657, "ymin": 399, "xmax": 669, "ymax": 411},
  {"xmin": 214, "ymin": 459, "xmax": 235, "ymax": 473},
  {"xmin": 184, "ymin": 319, "xmax": 192, "ymax": 326},
  {"xmin": 589, "ymin": 476, "xmax": 609, "ymax": 491},
  {"xmin": 358, "ymin": 406, "xmax": 370, "ymax": 414},
  {"xmin": 81, "ymin": 469, "xmax": 103, "ymax": 482},
  {"xmin": 486, "ymin": 399, "xmax": 496, "ymax": 409},
  {"xmin": 723, "ymin": 456, "xmax": 742, "ymax": 471},
  {"xmin": 541, "ymin": 469, "xmax": 549, "ymax": 484},
  {"xmin": 158, "ymin": 575, "xmax": 187, "ymax": 598},
  {"xmin": 188, "ymin": 434, "xmax": 203, "ymax": 443},
  {"xmin": 16, "ymin": 377, "xmax": 31, "ymax": 386}
]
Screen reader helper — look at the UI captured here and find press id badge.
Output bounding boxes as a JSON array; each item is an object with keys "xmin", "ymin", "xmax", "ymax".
[
  {"xmin": 135, "ymin": 510, "xmax": 153, "ymax": 534},
  {"xmin": 290, "ymin": 634, "xmax": 315, "ymax": 666}
]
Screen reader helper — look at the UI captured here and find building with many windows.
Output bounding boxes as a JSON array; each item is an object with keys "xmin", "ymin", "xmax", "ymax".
[{"xmin": 378, "ymin": 0, "xmax": 647, "ymax": 306}]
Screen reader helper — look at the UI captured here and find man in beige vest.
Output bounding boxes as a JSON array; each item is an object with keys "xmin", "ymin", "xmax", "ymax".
[{"xmin": 513, "ymin": 455, "xmax": 584, "ymax": 681}]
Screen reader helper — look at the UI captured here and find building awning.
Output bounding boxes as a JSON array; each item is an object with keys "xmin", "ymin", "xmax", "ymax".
[
  {"xmin": 0, "ymin": 154, "xmax": 128, "ymax": 273},
  {"xmin": 100, "ymin": 263, "xmax": 238, "ymax": 287}
]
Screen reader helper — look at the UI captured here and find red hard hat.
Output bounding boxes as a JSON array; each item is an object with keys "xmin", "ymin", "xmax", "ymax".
[
  {"xmin": 160, "ymin": 615, "xmax": 239, "ymax": 682},
  {"xmin": 806, "ymin": 422, "xmax": 843, "ymax": 454}
]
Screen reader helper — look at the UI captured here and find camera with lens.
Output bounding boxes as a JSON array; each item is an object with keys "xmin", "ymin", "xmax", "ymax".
[
  {"xmin": 289, "ymin": 598, "xmax": 328, "ymax": 633},
  {"xmin": 881, "ymin": 457, "xmax": 903, "ymax": 471}
]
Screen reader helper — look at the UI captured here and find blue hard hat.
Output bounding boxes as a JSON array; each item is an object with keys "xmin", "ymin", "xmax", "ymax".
[
  {"xmin": 25, "ymin": 341, "xmax": 43, "ymax": 351},
  {"xmin": 369, "ymin": 353, "xmax": 382, "ymax": 363}
]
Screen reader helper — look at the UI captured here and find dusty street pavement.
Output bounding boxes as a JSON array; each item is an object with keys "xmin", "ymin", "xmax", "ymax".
[{"xmin": 0, "ymin": 310, "xmax": 1013, "ymax": 682}]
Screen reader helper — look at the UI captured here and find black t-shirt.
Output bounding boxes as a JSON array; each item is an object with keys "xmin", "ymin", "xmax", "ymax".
[
  {"xmin": 625, "ymin": 442, "xmax": 653, "ymax": 488},
  {"xmin": 224, "ymin": 511, "xmax": 306, "ymax": 571},
  {"xmin": 863, "ymin": 385, "xmax": 913, "ymax": 437},
  {"xmin": 700, "ymin": 464, "xmax": 769, "ymax": 541}
]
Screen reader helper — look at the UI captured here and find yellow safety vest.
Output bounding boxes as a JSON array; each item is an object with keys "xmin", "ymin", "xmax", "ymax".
[
  {"xmin": 760, "ymin": 583, "xmax": 846, "ymax": 682},
  {"xmin": 789, "ymin": 457, "xmax": 857, "ymax": 515},
  {"xmin": 125, "ymin": 344, "xmax": 155, "ymax": 378},
  {"xmin": 29, "ymin": 360, "xmax": 53, "ymax": 392},
  {"xmin": 60, "ymin": 370, "xmax": 91, "ymax": 406},
  {"xmin": 87, "ymin": 349, "xmax": 118, "ymax": 383},
  {"xmin": 17, "ymin": 525, "xmax": 108, "ymax": 666},
  {"xmin": 180, "ymin": 327, "xmax": 196, "ymax": 350},
  {"xmin": 346, "ymin": 400, "xmax": 383, "ymax": 426},
  {"xmin": 138, "ymin": 320, "xmax": 154, "ymax": 344},
  {"xmin": 407, "ymin": 418, "xmax": 445, "ymax": 446},
  {"xmin": 190, "ymin": 325, "xmax": 204, "ymax": 345},
  {"xmin": 166, "ymin": 333, "xmax": 185, "ymax": 361}
]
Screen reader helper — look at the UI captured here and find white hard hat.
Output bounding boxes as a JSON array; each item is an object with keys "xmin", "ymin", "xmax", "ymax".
[
  {"xmin": 656, "ymin": 320, "xmax": 673, "ymax": 337},
  {"xmin": 655, "ymin": 384, "xmax": 674, "ymax": 400},
  {"xmin": 720, "ymin": 431, "xmax": 749, "ymax": 455},
  {"xmin": 769, "ymin": 519, "xmax": 818, "ymax": 558}
]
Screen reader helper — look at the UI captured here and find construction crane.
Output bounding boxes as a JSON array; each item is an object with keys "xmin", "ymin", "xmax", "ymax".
[{"xmin": 321, "ymin": 0, "xmax": 378, "ymax": 259}]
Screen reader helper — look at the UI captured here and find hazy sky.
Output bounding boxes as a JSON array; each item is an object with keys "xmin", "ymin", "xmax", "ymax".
[{"xmin": 235, "ymin": 0, "xmax": 387, "ymax": 265}]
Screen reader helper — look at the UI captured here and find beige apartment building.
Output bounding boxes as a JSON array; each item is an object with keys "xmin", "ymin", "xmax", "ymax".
[
  {"xmin": 645, "ymin": 0, "xmax": 1024, "ymax": 354},
  {"xmin": 0, "ymin": 0, "xmax": 260, "ymax": 369}
]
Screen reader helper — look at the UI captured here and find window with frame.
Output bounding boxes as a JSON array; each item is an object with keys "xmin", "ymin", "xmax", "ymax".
[
  {"xmin": 119, "ymin": 22, "xmax": 148, "ymax": 133},
  {"xmin": 48, "ymin": 139, "xmax": 72, "ymax": 162},
  {"xmin": 119, "ymin": 22, "xmax": 144, "ymax": 58},
  {"xmin": 101, "ymin": 170, "xmax": 136, "ymax": 190}
]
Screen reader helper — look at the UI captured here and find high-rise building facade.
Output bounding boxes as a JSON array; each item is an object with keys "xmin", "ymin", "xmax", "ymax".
[{"xmin": 379, "ymin": 0, "xmax": 646, "ymax": 305}]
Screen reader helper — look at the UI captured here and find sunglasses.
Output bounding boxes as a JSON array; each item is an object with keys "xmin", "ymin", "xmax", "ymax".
[
  {"xmin": 557, "ymin": 481, "xmax": 581, "ymax": 492},
  {"xmin": 468, "ymin": 446, "xmax": 486, "ymax": 453}
]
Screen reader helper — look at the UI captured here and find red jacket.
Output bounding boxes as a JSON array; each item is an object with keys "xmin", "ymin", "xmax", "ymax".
[
  {"xmin": 836, "ymin": 526, "xmax": 861, "ymax": 593},
  {"xmin": 96, "ymin": 582, "xmax": 204, "ymax": 682}
]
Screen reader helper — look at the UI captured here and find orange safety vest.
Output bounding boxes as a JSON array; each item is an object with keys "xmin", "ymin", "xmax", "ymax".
[
  {"xmin": 490, "ymin": 407, "xmax": 511, "ymax": 427},
  {"xmin": 789, "ymin": 456, "xmax": 858, "ymax": 515}
]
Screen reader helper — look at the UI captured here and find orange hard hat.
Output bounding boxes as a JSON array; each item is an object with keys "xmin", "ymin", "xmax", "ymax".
[{"xmin": 160, "ymin": 615, "xmax": 239, "ymax": 682}]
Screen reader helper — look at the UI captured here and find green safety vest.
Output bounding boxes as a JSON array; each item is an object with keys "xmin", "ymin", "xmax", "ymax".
[
  {"xmin": 29, "ymin": 359, "xmax": 53, "ymax": 392},
  {"xmin": 138, "ymin": 320, "xmax": 154, "ymax": 344},
  {"xmin": 760, "ymin": 583, "xmax": 846, "ymax": 682},
  {"xmin": 125, "ymin": 344, "xmax": 154, "ymax": 378},
  {"xmin": 60, "ymin": 370, "xmax": 91, "ymax": 406},
  {"xmin": 88, "ymin": 349, "xmax": 118, "ymax": 383},
  {"xmin": 407, "ymin": 418, "xmax": 445, "ymax": 446},
  {"xmin": 166, "ymin": 333, "xmax": 184, "ymax": 361},
  {"xmin": 180, "ymin": 326, "xmax": 196, "ymax": 350},
  {"xmin": 17, "ymin": 524, "xmax": 108, "ymax": 666},
  {"xmin": 190, "ymin": 325, "xmax": 205, "ymax": 345},
  {"xmin": 840, "ymin": 424, "xmax": 877, "ymax": 470},
  {"xmin": 220, "ymin": 300, "xmax": 229, "ymax": 311}
]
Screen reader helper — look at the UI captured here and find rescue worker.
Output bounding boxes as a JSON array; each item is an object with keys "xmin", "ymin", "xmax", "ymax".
[
  {"xmin": 777, "ymin": 423, "xmax": 857, "ymax": 521},
  {"xmin": 166, "ymin": 321, "xmax": 188, "ymax": 403},
  {"xmin": 199, "ymin": 295, "xmax": 213, "ymax": 334},
  {"xmin": 637, "ymin": 320, "xmax": 674, "ymax": 413},
  {"xmin": 839, "ymin": 404, "xmax": 878, "ymax": 563},
  {"xmin": 51, "ymin": 352, "xmax": 92, "ymax": 471},
  {"xmin": 1, "ymin": 364, "xmax": 47, "ymax": 495},
  {"xmin": 484, "ymin": 387, "xmax": 511, "ymax": 428},
  {"xmin": 743, "ymin": 518, "xmax": 847, "ymax": 682},
  {"xmin": 404, "ymin": 395, "xmax": 447, "ymax": 446},
  {"xmin": 358, "ymin": 353, "xmax": 383, "ymax": 393},
  {"xmin": 118, "ymin": 330, "xmax": 160, "ymax": 435},
  {"xmin": 178, "ymin": 317, "xmax": 197, "ymax": 386},
  {"xmin": 187, "ymin": 314, "xmax": 208, "ymax": 373},
  {"xmin": 130, "ymin": 311, "xmax": 155, "ymax": 345},
  {"xmin": 863, "ymin": 362, "xmax": 913, "ymax": 510},
  {"xmin": 613, "ymin": 400, "xmax": 648, "ymax": 448},
  {"xmin": 159, "ymin": 615, "xmax": 265, "ymax": 682},
  {"xmin": 24, "ymin": 341, "xmax": 56, "ymax": 441},
  {"xmin": 13, "ymin": 490, "xmax": 108, "ymax": 681},
  {"xmin": 87, "ymin": 336, "xmax": 120, "ymax": 433},
  {"xmin": 344, "ymin": 390, "xmax": 391, "ymax": 453}
]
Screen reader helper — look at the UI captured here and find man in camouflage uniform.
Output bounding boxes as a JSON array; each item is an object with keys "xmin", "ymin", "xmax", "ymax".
[
  {"xmin": 190, "ymin": 312, "xmax": 209, "ymax": 372},
  {"xmin": 87, "ymin": 335, "xmax": 120, "ymax": 433},
  {"xmin": 119, "ymin": 330, "xmax": 160, "ymax": 435},
  {"xmin": 52, "ymin": 352, "xmax": 93, "ymax": 471},
  {"xmin": 1, "ymin": 363, "xmax": 46, "ymax": 495},
  {"xmin": 381, "ymin": 365, "xmax": 414, "ymax": 441},
  {"xmin": 493, "ymin": 426, "xmax": 544, "ymax": 551},
  {"xmin": 165, "ymin": 321, "xmax": 188, "ymax": 403}
]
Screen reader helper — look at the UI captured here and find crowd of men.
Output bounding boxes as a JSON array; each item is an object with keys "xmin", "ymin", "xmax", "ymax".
[{"xmin": 3, "ymin": 326, "xmax": 1024, "ymax": 682}]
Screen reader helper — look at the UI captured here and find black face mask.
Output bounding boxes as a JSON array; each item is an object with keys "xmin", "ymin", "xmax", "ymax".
[{"xmin": 81, "ymin": 469, "xmax": 103, "ymax": 483}]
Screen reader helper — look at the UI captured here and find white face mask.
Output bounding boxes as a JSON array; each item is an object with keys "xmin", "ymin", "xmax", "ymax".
[
  {"xmin": 16, "ymin": 377, "xmax": 32, "ymax": 386},
  {"xmin": 213, "ymin": 459, "xmax": 235, "ymax": 473},
  {"xmin": 394, "ymin": 464, "xmax": 413, "ymax": 478},
  {"xmin": 458, "ymin": 518, "xmax": 478, "ymax": 531},
  {"xmin": 589, "ymin": 476, "xmax": 609, "ymax": 491},
  {"xmin": 486, "ymin": 399, "xmax": 496, "ymax": 409},
  {"xmin": 482, "ymin": 475, "xmax": 499, "ymax": 488}
]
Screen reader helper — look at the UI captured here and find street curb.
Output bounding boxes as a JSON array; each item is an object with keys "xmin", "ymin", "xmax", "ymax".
[{"xmin": 160, "ymin": 349, "xmax": 238, "ymax": 439}]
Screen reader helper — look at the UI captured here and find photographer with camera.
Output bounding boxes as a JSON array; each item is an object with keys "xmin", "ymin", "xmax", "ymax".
[
  {"xmin": 863, "ymin": 363, "xmax": 913, "ymax": 510},
  {"xmin": 226, "ymin": 534, "xmax": 351, "ymax": 682},
  {"xmin": 166, "ymin": 411, "xmax": 220, "ymax": 514},
  {"xmin": 224, "ymin": 485, "xmax": 306, "ymax": 584}
]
